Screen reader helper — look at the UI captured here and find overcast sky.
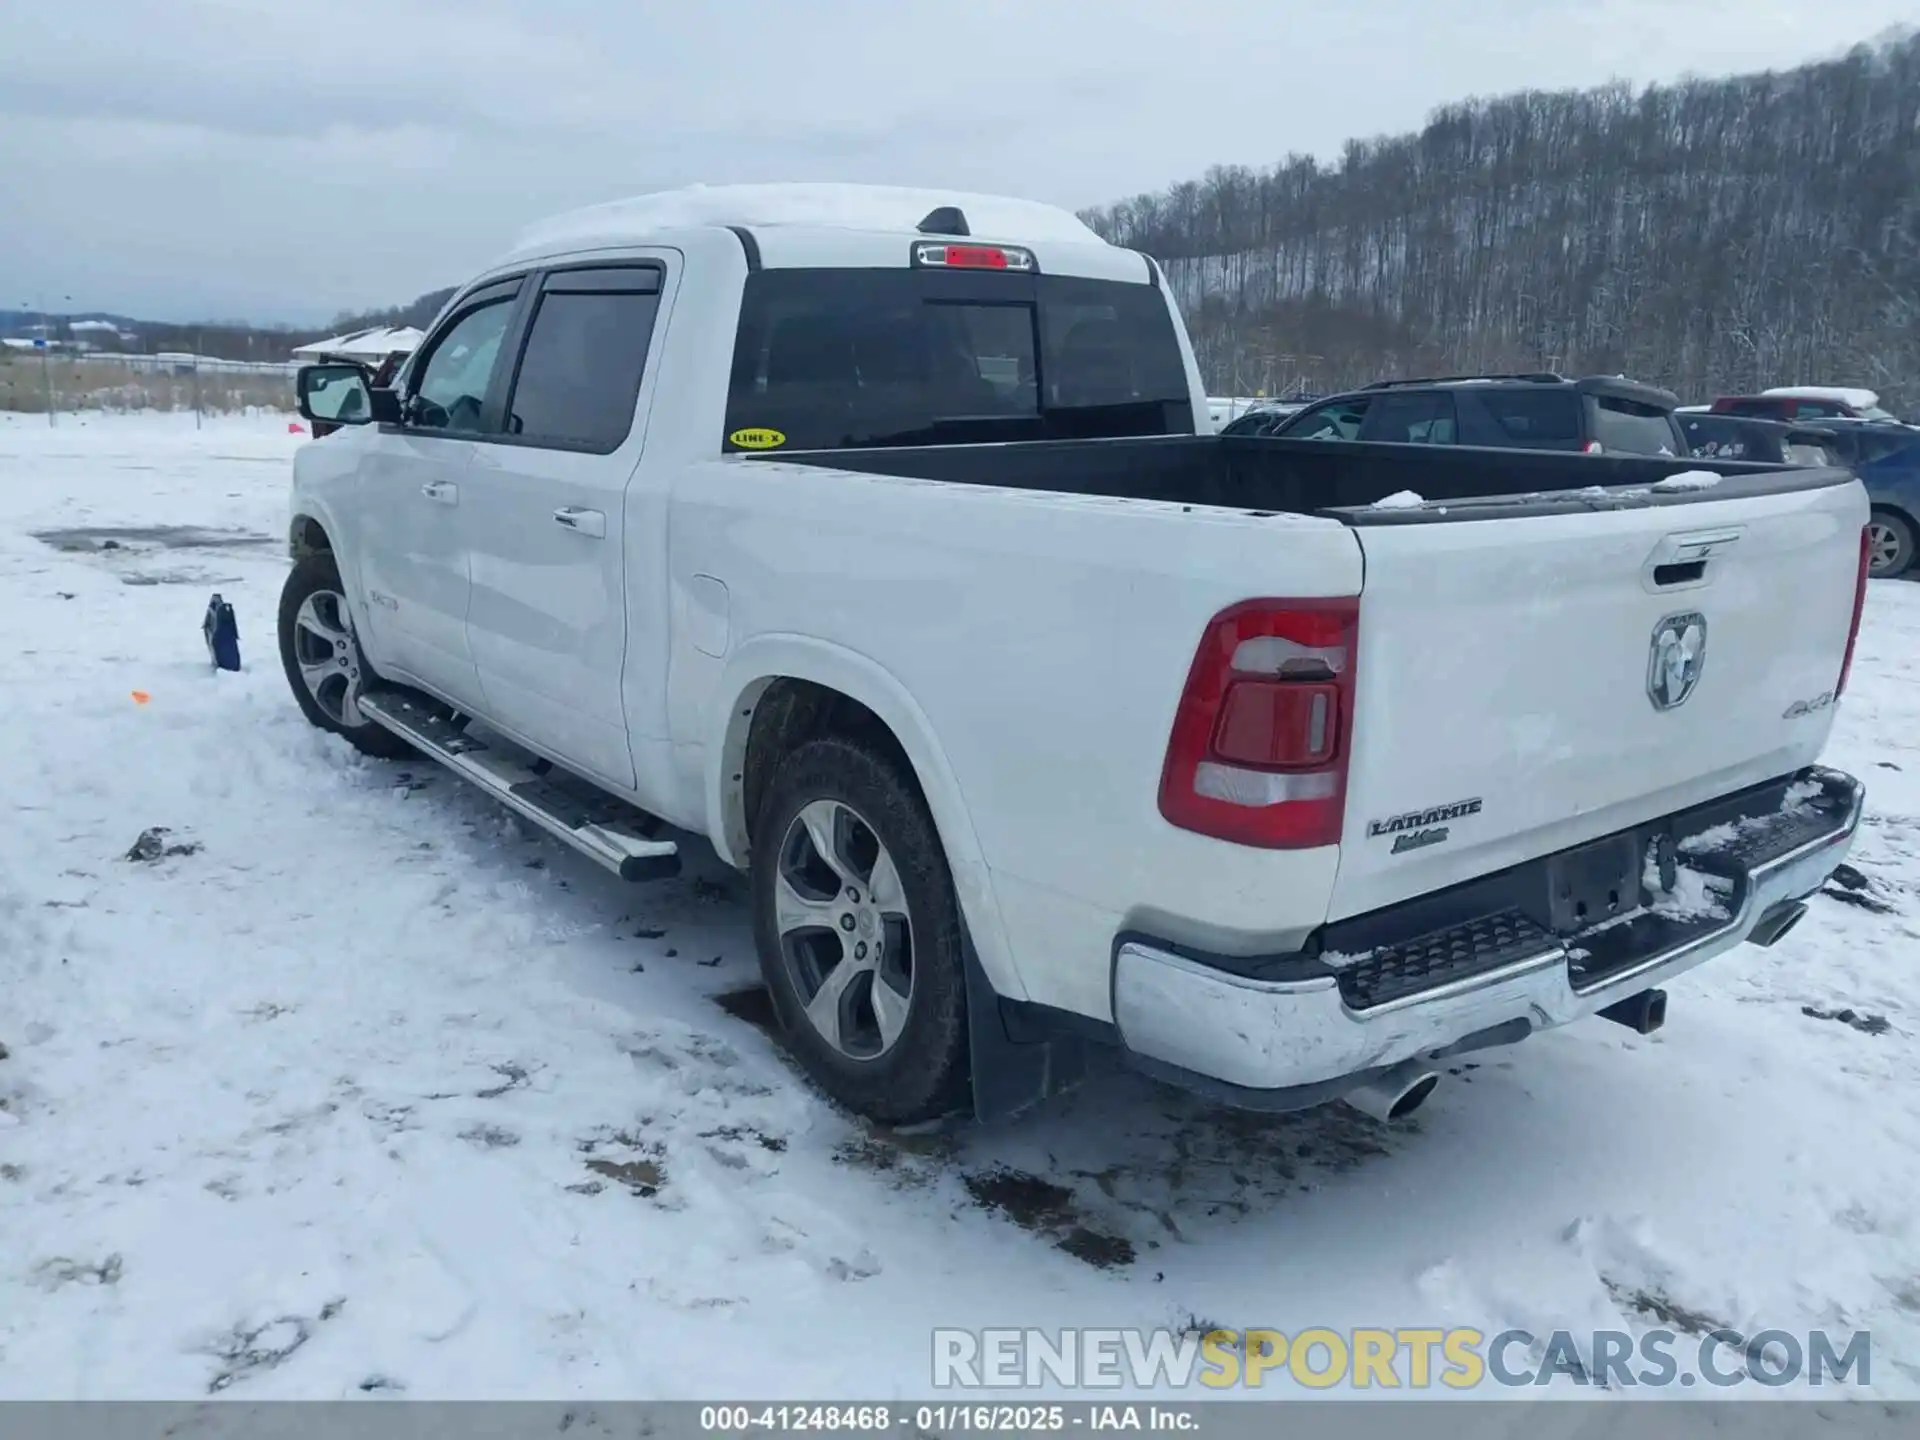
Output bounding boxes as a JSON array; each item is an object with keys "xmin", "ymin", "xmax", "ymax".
[{"xmin": 2, "ymin": 0, "xmax": 1913, "ymax": 325}]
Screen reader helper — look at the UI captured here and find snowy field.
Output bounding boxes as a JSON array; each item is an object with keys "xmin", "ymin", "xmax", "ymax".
[{"xmin": 2, "ymin": 411, "xmax": 1918, "ymax": 1401}]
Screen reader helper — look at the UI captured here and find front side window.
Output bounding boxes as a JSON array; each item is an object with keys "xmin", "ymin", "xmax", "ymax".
[
  {"xmin": 1362, "ymin": 391, "xmax": 1457, "ymax": 444},
  {"xmin": 504, "ymin": 268, "xmax": 662, "ymax": 452},
  {"xmin": 410, "ymin": 296, "xmax": 517, "ymax": 432},
  {"xmin": 1860, "ymin": 435, "xmax": 1920, "ymax": 471},
  {"xmin": 722, "ymin": 268, "xmax": 1191, "ymax": 452}
]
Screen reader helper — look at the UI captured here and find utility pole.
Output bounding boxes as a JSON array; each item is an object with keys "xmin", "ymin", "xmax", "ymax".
[
  {"xmin": 28, "ymin": 298, "xmax": 55, "ymax": 428},
  {"xmin": 35, "ymin": 294, "xmax": 73, "ymax": 426},
  {"xmin": 193, "ymin": 328, "xmax": 204, "ymax": 430}
]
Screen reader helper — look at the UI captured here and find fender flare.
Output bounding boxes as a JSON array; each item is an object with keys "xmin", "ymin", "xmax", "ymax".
[
  {"xmin": 286, "ymin": 500, "xmax": 384, "ymax": 661},
  {"xmin": 703, "ymin": 633, "xmax": 1029, "ymax": 1004}
]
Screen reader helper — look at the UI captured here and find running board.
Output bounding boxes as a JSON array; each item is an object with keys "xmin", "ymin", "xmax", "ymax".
[{"xmin": 358, "ymin": 688, "xmax": 681, "ymax": 882}]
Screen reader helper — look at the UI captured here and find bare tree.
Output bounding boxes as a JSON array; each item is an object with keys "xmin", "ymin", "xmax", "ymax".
[{"xmin": 1082, "ymin": 33, "xmax": 1920, "ymax": 410}]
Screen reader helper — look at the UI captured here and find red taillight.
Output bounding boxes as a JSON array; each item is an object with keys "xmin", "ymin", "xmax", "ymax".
[
  {"xmin": 1158, "ymin": 598, "xmax": 1358, "ymax": 849},
  {"xmin": 911, "ymin": 241, "xmax": 1036, "ymax": 272},
  {"xmin": 1581, "ymin": 440, "xmax": 1604, "ymax": 455},
  {"xmin": 1838, "ymin": 523, "xmax": 1871, "ymax": 696}
]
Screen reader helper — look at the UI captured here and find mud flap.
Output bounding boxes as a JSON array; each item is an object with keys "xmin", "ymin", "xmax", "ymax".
[{"xmin": 964, "ymin": 925, "xmax": 1088, "ymax": 1123}]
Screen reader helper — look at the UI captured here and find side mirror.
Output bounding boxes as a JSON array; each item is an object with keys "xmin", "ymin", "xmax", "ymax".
[{"xmin": 297, "ymin": 363, "xmax": 374, "ymax": 426}]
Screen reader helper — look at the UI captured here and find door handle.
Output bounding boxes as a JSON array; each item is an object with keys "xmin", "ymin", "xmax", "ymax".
[
  {"xmin": 552, "ymin": 506, "xmax": 606, "ymax": 538},
  {"xmin": 421, "ymin": 481, "xmax": 458, "ymax": 505}
]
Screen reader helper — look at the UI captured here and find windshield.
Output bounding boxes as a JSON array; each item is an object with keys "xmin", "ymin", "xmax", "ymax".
[
  {"xmin": 722, "ymin": 268, "xmax": 1194, "ymax": 452},
  {"xmin": 1279, "ymin": 397, "xmax": 1371, "ymax": 440}
]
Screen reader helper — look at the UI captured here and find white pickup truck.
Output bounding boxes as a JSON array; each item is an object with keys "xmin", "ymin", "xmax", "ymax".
[{"xmin": 285, "ymin": 184, "xmax": 1869, "ymax": 1129}]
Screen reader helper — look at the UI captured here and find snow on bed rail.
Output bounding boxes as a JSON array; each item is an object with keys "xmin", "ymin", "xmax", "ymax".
[
  {"xmin": 512, "ymin": 183, "xmax": 1107, "ymax": 253},
  {"xmin": 1651, "ymin": 470, "xmax": 1723, "ymax": 492}
]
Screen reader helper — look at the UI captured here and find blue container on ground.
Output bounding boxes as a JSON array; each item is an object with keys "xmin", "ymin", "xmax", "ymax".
[{"xmin": 203, "ymin": 594, "xmax": 241, "ymax": 671}]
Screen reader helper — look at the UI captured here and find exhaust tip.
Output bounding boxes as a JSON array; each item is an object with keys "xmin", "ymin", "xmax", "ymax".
[
  {"xmin": 1341, "ymin": 1063, "xmax": 1441, "ymax": 1123},
  {"xmin": 1599, "ymin": 987, "xmax": 1667, "ymax": 1035},
  {"xmin": 1750, "ymin": 900, "xmax": 1809, "ymax": 949},
  {"xmin": 1386, "ymin": 1071, "xmax": 1440, "ymax": 1121}
]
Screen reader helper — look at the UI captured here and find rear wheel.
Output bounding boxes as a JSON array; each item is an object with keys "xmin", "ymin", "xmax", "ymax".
[
  {"xmin": 277, "ymin": 551, "xmax": 410, "ymax": 758},
  {"xmin": 1868, "ymin": 509, "xmax": 1914, "ymax": 578},
  {"xmin": 750, "ymin": 736, "xmax": 970, "ymax": 1124}
]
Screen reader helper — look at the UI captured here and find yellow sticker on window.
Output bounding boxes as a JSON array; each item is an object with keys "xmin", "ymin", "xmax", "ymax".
[{"xmin": 729, "ymin": 427, "xmax": 786, "ymax": 450}]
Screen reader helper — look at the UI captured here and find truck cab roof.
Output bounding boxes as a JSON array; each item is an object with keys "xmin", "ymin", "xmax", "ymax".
[{"xmin": 499, "ymin": 183, "xmax": 1154, "ymax": 284}]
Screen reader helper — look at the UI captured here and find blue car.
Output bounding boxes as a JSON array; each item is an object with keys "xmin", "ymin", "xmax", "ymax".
[{"xmin": 1813, "ymin": 422, "xmax": 1920, "ymax": 577}]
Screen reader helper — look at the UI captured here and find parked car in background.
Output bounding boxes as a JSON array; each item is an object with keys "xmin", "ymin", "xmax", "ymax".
[
  {"xmin": 1681, "ymin": 412, "xmax": 1836, "ymax": 466},
  {"xmin": 1806, "ymin": 420, "xmax": 1920, "ymax": 577},
  {"xmin": 1799, "ymin": 418, "xmax": 1920, "ymax": 469},
  {"xmin": 1263, "ymin": 373, "xmax": 1688, "ymax": 456},
  {"xmin": 1710, "ymin": 387, "xmax": 1903, "ymax": 424}
]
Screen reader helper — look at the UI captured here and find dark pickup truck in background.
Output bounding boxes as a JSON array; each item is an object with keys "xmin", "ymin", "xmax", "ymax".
[{"xmin": 1227, "ymin": 373, "xmax": 1689, "ymax": 457}]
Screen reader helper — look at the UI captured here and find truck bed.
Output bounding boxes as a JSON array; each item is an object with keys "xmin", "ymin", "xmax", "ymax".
[{"xmin": 760, "ymin": 434, "xmax": 1854, "ymax": 518}]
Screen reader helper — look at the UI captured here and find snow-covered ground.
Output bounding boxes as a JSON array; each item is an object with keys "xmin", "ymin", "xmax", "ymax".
[{"xmin": 2, "ymin": 412, "xmax": 1918, "ymax": 1401}]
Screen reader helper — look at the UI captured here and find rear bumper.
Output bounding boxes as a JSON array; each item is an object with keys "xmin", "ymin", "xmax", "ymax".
[{"xmin": 1111, "ymin": 765, "xmax": 1863, "ymax": 1108}]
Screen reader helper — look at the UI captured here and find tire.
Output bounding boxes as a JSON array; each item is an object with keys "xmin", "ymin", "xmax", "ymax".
[
  {"xmin": 1867, "ymin": 509, "xmax": 1915, "ymax": 579},
  {"xmin": 750, "ymin": 735, "xmax": 970, "ymax": 1124},
  {"xmin": 277, "ymin": 551, "xmax": 411, "ymax": 759}
]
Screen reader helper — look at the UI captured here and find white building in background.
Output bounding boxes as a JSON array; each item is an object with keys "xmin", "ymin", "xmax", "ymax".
[{"xmin": 69, "ymin": 319, "xmax": 131, "ymax": 352}]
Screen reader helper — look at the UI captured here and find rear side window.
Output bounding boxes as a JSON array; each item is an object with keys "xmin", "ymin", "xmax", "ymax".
[
  {"xmin": 1724, "ymin": 399, "xmax": 1781, "ymax": 419},
  {"xmin": 504, "ymin": 267, "xmax": 663, "ymax": 452},
  {"xmin": 1587, "ymin": 395, "xmax": 1680, "ymax": 456},
  {"xmin": 1476, "ymin": 390, "xmax": 1582, "ymax": 448},
  {"xmin": 723, "ymin": 269, "xmax": 1192, "ymax": 452},
  {"xmin": 1360, "ymin": 391, "xmax": 1457, "ymax": 444}
]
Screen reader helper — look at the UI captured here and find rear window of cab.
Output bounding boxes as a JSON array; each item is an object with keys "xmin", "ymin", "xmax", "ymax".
[{"xmin": 722, "ymin": 268, "xmax": 1194, "ymax": 453}]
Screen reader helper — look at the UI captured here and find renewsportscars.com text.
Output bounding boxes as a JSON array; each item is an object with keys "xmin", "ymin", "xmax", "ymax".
[{"xmin": 932, "ymin": 1326, "xmax": 1871, "ymax": 1391}]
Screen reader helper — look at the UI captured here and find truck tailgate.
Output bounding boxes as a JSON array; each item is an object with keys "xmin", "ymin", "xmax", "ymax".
[{"xmin": 1328, "ymin": 475, "xmax": 1868, "ymax": 922}]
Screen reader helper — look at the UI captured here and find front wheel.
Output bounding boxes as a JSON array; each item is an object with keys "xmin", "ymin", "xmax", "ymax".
[
  {"xmin": 277, "ymin": 551, "xmax": 410, "ymax": 758},
  {"xmin": 1868, "ymin": 509, "xmax": 1914, "ymax": 579},
  {"xmin": 750, "ymin": 736, "xmax": 970, "ymax": 1124}
]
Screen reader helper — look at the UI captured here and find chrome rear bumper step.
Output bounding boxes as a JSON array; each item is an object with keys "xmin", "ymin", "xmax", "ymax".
[
  {"xmin": 1112, "ymin": 765, "xmax": 1863, "ymax": 1103},
  {"xmin": 358, "ymin": 688, "xmax": 680, "ymax": 882}
]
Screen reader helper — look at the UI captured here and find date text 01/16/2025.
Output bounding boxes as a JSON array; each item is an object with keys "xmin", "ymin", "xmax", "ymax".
[{"xmin": 698, "ymin": 1405, "xmax": 1199, "ymax": 1433}]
